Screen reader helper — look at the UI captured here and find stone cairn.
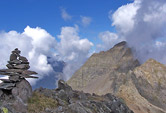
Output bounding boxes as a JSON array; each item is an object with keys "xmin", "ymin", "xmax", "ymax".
[{"xmin": 0, "ymin": 48, "xmax": 38, "ymax": 90}]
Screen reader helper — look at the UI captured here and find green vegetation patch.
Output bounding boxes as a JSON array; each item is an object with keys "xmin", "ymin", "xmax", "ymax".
[{"xmin": 28, "ymin": 92, "xmax": 58, "ymax": 113}]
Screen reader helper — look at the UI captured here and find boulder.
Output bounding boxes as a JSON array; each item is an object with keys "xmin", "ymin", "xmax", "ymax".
[
  {"xmin": 12, "ymin": 79, "xmax": 32, "ymax": 103},
  {"xmin": 58, "ymin": 80, "xmax": 72, "ymax": 91}
]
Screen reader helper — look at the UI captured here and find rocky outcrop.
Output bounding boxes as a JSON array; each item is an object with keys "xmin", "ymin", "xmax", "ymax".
[
  {"xmin": 28, "ymin": 80, "xmax": 133, "ymax": 113},
  {"xmin": 67, "ymin": 41, "xmax": 166, "ymax": 113},
  {"xmin": 0, "ymin": 48, "xmax": 38, "ymax": 113},
  {"xmin": 132, "ymin": 59, "xmax": 166, "ymax": 110}
]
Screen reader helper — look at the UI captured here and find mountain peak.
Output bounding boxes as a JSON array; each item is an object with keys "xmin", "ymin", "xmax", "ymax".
[
  {"xmin": 113, "ymin": 41, "xmax": 127, "ymax": 47},
  {"xmin": 67, "ymin": 41, "xmax": 139, "ymax": 92}
]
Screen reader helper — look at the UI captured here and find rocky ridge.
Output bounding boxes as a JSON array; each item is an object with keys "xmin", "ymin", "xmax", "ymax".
[
  {"xmin": 132, "ymin": 59, "xmax": 166, "ymax": 111},
  {"xmin": 68, "ymin": 41, "xmax": 166, "ymax": 113},
  {"xmin": 28, "ymin": 80, "xmax": 133, "ymax": 113}
]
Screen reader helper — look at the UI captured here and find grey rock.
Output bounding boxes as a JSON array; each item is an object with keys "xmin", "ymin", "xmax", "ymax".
[
  {"xmin": 9, "ymin": 76, "xmax": 20, "ymax": 82},
  {"xmin": 22, "ymin": 70, "xmax": 38, "ymax": 75},
  {"xmin": 0, "ymin": 89, "xmax": 3, "ymax": 97},
  {"xmin": 10, "ymin": 53, "xmax": 17, "ymax": 61},
  {"xmin": 58, "ymin": 79, "xmax": 72, "ymax": 91},
  {"xmin": 8, "ymin": 60, "xmax": 21, "ymax": 65},
  {"xmin": 19, "ymin": 74, "xmax": 38, "ymax": 79},
  {"xmin": 0, "ymin": 79, "xmax": 12, "ymax": 83},
  {"xmin": 0, "ymin": 69, "xmax": 23, "ymax": 74},
  {"xmin": 0, "ymin": 71, "xmax": 11, "ymax": 75},
  {"xmin": 14, "ymin": 64, "xmax": 30, "ymax": 70},
  {"xmin": 6, "ymin": 64, "xmax": 14, "ymax": 69},
  {"xmin": 21, "ymin": 61, "xmax": 29, "ymax": 64},
  {"xmin": 12, "ymin": 48, "xmax": 21, "ymax": 55},
  {"xmin": 33, "ymin": 80, "xmax": 133, "ymax": 113},
  {"xmin": 19, "ymin": 56, "xmax": 28, "ymax": 62},
  {"xmin": 0, "ymin": 48, "xmax": 38, "ymax": 113},
  {"xmin": 12, "ymin": 79, "xmax": 32, "ymax": 103},
  {"xmin": 0, "ymin": 83, "xmax": 15, "ymax": 90}
]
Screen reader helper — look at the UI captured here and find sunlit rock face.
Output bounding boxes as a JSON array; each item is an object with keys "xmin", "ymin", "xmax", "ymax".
[
  {"xmin": 67, "ymin": 41, "xmax": 166, "ymax": 113},
  {"xmin": 67, "ymin": 41, "xmax": 139, "ymax": 93},
  {"xmin": 133, "ymin": 59, "xmax": 166, "ymax": 110}
]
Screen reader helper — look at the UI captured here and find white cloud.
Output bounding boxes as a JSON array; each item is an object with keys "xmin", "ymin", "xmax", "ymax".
[
  {"xmin": 97, "ymin": 31, "xmax": 123, "ymax": 51},
  {"xmin": 0, "ymin": 25, "xmax": 93, "ymax": 85},
  {"xmin": 61, "ymin": 8, "xmax": 72, "ymax": 21},
  {"xmin": 111, "ymin": 1, "xmax": 140, "ymax": 34},
  {"xmin": 0, "ymin": 26, "xmax": 57, "ymax": 85},
  {"xmin": 80, "ymin": 16, "xmax": 92, "ymax": 27},
  {"xmin": 111, "ymin": 0, "xmax": 166, "ymax": 64},
  {"xmin": 57, "ymin": 25, "xmax": 93, "ymax": 80}
]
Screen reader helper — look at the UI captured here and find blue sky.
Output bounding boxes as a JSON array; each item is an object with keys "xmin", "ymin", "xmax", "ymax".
[
  {"xmin": 0, "ymin": 0, "xmax": 131, "ymax": 43},
  {"xmin": 0, "ymin": 0, "xmax": 166, "ymax": 85}
]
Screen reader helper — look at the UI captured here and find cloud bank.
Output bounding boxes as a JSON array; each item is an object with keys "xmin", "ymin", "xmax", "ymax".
[
  {"xmin": 109, "ymin": 0, "xmax": 166, "ymax": 64},
  {"xmin": 57, "ymin": 25, "xmax": 93, "ymax": 80},
  {"xmin": 0, "ymin": 25, "xmax": 93, "ymax": 85}
]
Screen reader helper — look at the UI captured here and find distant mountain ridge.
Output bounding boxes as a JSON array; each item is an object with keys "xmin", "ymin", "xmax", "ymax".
[{"xmin": 67, "ymin": 41, "xmax": 166, "ymax": 113}]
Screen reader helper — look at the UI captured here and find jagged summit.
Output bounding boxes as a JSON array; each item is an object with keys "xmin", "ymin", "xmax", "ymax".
[
  {"xmin": 113, "ymin": 41, "xmax": 127, "ymax": 47},
  {"xmin": 67, "ymin": 41, "xmax": 139, "ymax": 92},
  {"xmin": 67, "ymin": 41, "xmax": 166, "ymax": 113}
]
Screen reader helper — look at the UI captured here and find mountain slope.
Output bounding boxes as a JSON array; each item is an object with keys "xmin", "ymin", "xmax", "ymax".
[
  {"xmin": 67, "ymin": 41, "xmax": 166, "ymax": 113},
  {"xmin": 133, "ymin": 59, "xmax": 166, "ymax": 110},
  {"xmin": 67, "ymin": 41, "xmax": 139, "ymax": 93}
]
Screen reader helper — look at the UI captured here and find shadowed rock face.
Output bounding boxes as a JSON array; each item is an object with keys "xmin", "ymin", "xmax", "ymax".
[
  {"xmin": 29, "ymin": 80, "xmax": 133, "ymax": 113},
  {"xmin": 67, "ymin": 41, "xmax": 166, "ymax": 113},
  {"xmin": 0, "ymin": 48, "xmax": 38, "ymax": 113}
]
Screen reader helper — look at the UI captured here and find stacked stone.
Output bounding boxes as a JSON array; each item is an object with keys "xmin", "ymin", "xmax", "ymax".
[{"xmin": 0, "ymin": 48, "xmax": 38, "ymax": 90}]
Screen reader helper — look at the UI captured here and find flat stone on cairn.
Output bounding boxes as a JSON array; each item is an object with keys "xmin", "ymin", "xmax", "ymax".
[{"xmin": 0, "ymin": 48, "xmax": 38, "ymax": 90}]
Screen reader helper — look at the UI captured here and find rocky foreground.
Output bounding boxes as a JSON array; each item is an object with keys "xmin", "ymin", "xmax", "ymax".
[{"xmin": 28, "ymin": 80, "xmax": 133, "ymax": 113}]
